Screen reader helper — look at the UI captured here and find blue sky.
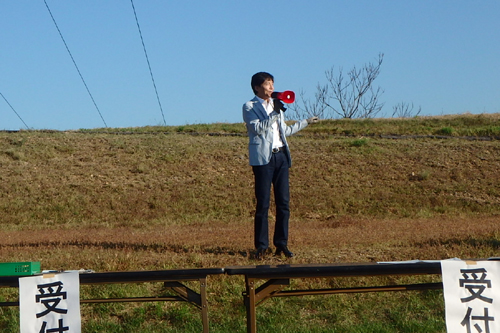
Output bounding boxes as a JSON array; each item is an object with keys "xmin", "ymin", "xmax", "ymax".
[{"xmin": 1, "ymin": 0, "xmax": 499, "ymax": 130}]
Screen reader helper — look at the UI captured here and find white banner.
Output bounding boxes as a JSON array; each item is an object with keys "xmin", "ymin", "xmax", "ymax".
[
  {"xmin": 19, "ymin": 272, "xmax": 81, "ymax": 333},
  {"xmin": 442, "ymin": 259, "xmax": 500, "ymax": 333}
]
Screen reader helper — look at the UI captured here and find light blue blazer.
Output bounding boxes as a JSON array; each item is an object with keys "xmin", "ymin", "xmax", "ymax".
[{"xmin": 243, "ymin": 96, "xmax": 308, "ymax": 166}]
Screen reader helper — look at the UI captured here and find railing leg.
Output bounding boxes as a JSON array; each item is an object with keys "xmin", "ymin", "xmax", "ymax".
[
  {"xmin": 164, "ymin": 278, "xmax": 210, "ymax": 332},
  {"xmin": 245, "ymin": 276, "xmax": 257, "ymax": 333},
  {"xmin": 199, "ymin": 277, "xmax": 209, "ymax": 333}
]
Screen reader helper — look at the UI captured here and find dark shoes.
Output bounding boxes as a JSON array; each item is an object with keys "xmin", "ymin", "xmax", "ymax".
[
  {"xmin": 275, "ymin": 246, "xmax": 294, "ymax": 258},
  {"xmin": 254, "ymin": 246, "xmax": 294, "ymax": 260},
  {"xmin": 254, "ymin": 248, "xmax": 270, "ymax": 260}
]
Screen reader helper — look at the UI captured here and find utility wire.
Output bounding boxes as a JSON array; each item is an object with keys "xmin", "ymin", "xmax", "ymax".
[
  {"xmin": 130, "ymin": 0, "xmax": 167, "ymax": 126},
  {"xmin": 43, "ymin": 0, "xmax": 108, "ymax": 128},
  {"xmin": 0, "ymin": 92, "xmax": 30, "ymax": 129}
]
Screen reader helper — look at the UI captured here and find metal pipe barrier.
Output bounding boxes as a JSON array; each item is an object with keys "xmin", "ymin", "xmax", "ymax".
[
  {"xmin": 224, "ymin": 262, "xmax": 443, "ymax": 333},
  {"xmin": 0, "ymin": 261, "xmax": 445, "ymax": 332},
  {"xmin": 0, "ymin": 268, "xmax": 224, "ymax": 333}
]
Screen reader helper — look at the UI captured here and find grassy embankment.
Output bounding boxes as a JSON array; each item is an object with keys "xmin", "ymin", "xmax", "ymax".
[{"xmin": 1, "ymin": 113, "xmax": 500, "ymax": 332}]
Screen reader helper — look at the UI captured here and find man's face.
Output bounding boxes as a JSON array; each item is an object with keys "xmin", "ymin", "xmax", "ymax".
[{"xmin": 255, "ymin": 79, "xmax": 274, "ymax": 101}]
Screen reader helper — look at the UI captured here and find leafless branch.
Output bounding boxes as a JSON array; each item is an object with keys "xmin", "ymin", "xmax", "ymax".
[
  {"xmin": 291, "ymin": 53, "xmax": 385, "ymax": 120},
  {"xmin": 392, "ymin": 101, "xmax": 422, "ymax": 118}
]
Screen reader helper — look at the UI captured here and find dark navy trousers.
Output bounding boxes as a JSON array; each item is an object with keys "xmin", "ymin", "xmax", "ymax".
[{"xmin": 252, "ymin": 150, "xmax": 290, "ymax": 250}]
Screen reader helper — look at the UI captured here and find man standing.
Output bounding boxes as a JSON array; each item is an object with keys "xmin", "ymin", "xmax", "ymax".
[{"xmin": 242, "ymin": 72, "xmax": 318, "ymax": 260}]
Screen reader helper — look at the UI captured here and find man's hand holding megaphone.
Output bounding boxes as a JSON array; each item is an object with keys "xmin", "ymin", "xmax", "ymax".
[
  {"xmin": 273, "ymin": 99, "xmax": 287, "ymax": 112},
  {"xmin": 272, "ymin": 90, "xmax": 295, "ymax": 112}
]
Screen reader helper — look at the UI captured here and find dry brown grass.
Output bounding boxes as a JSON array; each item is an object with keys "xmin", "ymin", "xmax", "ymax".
[
  {"xmin": 1, "ymin": 216, "xmax": 499, "ymax": 273},
  {"xmin": 1, "ymin": 120, "xmax": 500, "ymax": 331},
  {"xmin": 1, "ymin": 121, "xmax": 500, "ymax": 272}
]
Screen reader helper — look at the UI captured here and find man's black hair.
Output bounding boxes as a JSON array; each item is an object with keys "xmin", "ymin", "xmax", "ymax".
[{"xmin": 251, "ymin": 72, "xmax": 274, "ymax": 94}]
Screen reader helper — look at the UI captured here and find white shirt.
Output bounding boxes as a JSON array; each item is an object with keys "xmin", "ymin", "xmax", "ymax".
[{"xmin": 256, "ymin": 96, "xmax": 284, "ymax": 149}]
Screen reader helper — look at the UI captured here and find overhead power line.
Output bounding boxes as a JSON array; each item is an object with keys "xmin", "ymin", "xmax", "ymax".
[
  {"xmin": 130, "ymin": 0, "xmax": 167, "ymax": 126},
  {"xmin": 0, "ymin": 91, "xmax": 30, "ymax": 129},
  {"xmin": 43, "ymin": 0, "xmax": 108, "ymax": 128}
]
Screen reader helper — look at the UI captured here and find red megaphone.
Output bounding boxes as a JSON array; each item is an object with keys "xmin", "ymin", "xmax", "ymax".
[{"xmin": 271, "ymin": 90, "xmax": 295, "ymax": 104}]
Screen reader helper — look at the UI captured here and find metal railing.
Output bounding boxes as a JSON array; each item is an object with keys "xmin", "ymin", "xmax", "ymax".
[{"xmin": 0, "ymin": 261, "xmax": 445, "ymax": 333}]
